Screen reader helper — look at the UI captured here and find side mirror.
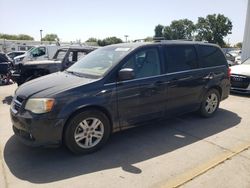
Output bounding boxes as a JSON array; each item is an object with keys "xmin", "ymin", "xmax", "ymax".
[{"xmin": 118, "ymin": 68, "xmax": 135, "ymax": 81}]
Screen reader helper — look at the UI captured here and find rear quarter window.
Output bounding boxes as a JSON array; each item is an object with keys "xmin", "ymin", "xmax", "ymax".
[{"xmin": 199, "ymin": 45, "xmax": 227, "ymax": 68}]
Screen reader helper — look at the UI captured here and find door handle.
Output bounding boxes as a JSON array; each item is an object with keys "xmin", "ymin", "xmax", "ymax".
[{"xmin": 203, "ymin": 73, "xmax": 215, "ymax": 80}]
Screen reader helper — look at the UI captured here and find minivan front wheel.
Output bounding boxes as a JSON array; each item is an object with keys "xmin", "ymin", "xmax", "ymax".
[
  {"xmin": 64, "ymin": 110, "xmax": 111, "ymax": 154},
  {"xmin": 200, "ymin": 89, "xmax": 220, "ymax": 117}
]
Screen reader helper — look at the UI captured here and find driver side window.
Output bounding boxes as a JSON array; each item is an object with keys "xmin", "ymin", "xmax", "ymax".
[{"xmin": 122, "ymin": 48, "xmax": 161, "ymax": 79}]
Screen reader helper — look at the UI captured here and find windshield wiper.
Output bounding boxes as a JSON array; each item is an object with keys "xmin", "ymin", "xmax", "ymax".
[{"xmin": 65, "ymin": 70, "xmax": 83, "ymax": 77}]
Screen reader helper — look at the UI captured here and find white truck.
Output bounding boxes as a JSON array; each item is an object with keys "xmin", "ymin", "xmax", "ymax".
[{"xmin": 13, "ymin": 45, "xmax": 59, "ymax": 65}]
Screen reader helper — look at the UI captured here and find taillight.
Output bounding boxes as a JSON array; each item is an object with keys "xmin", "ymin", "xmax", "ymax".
[{"xmin": 228, "ymin": 67, "xmax": 231, "ymax": 78}]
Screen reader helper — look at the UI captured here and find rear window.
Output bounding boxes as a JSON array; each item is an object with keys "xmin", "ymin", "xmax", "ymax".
[
  {"xmin": 164, "ymin": 45, "xmax": 198, "ymax": 73},
  {"xmin": 199, "ymin": 45, "xmax": 227, "ymax": 67}
]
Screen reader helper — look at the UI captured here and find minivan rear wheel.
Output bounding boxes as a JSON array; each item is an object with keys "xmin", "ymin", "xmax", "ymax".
[
  {"xmin": 199, "ymin": 89, "xmax": 220, "ymax": 117},
  {"xmin": 64, "ymin": 110, "xmax": 111, "ymax": 154}
]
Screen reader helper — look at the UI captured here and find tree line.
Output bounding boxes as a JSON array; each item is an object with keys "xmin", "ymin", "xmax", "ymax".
[
  {"xmin": 0, "ymin": 33, "xmax": 34, "ymax": 41},
  {"xmin": 0, "ymin": 33, "xmax": 59, "ymax": 41},
  {"xmin": 85, "ymin": 37, "xmax": 122, "ymax": 46},
  {"xmin": 154, "ymin": 14, "xmax": 233, "ymax": 47}
]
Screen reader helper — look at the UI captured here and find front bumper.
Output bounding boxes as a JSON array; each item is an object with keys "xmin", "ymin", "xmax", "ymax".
[
  {"xmin": 230, "ymin": 87, "xmax": 250, "ymax": 94},
  {"xmin": 10, "ymin": 110, "xmax": 65, "ymax": 147},
  {"xmin": 230, "ymin": 75, "xmax": 250, "ymax": 94}
]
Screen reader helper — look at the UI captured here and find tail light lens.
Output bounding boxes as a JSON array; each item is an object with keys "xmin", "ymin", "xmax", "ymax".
[{"xmin": 228, "ymin": 67, "xmax": 231, "ymax": 78}]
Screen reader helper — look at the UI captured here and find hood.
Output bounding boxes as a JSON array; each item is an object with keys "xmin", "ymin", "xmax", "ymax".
[
  {"xmin": 23, "ymin": 60, "xmax": 60, "ymax": 65},
  {"xmin": 16, "ymin": 71, "xmax": 98, "ymax": 98},
  {"xmin": 231, "ymin": 64, "xmax": 250, "ymax": 77}
]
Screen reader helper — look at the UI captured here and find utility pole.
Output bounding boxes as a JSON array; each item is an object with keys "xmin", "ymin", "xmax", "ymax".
[
  {"xmin": 3, "ymin": 38, "xmax": 6, "ymax": 53},
  {"xmin": 40, "ymin": 29, "xmax": 43, "ymax": 44},
  {"xmin": 124, "ymin": 35, "xmax": 129, "ymax": 43}
]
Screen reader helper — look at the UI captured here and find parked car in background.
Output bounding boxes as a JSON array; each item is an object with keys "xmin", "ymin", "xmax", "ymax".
[
  {"xmin": 228, "ymin": 50, "xmax": 241, "ymax": 57},
  {"xmin": 228, "ymin": 50, "xmax": 242, "ymax": 65},
  {"xmin": 225, "ymin": 52, "xmax": 235, "ymax": 62},
  {"xmin": 13, "ymin": 45, "xmax": 59, "ymax": 66},
  {"xmin": 7, "ymin": 51, "xmax": 26, "ymax": 60},
  {"xmin": 227, "ymin": 60, "xmax": 235, "ymax": 67},
  {"xmin": 235, "ymin": 55, "xmax": 242, "ymax": 64},
  {"xmin": 10, "ymin": 41, "xmax": 230, "ymax": 154},
  {"xmin": 230, "ymin": 58, "xmax": 250, "ymax": 94},
  {"xmin": 11, "ymin": 46, "xmax": 96, "ymax": 85},
  {"xmin": 0, "ymin": 52, "xmax": 13, "ymax": 64},
  {"xmin": 0, "ymin": 52, "xmax": 13, "ymax": 84}
]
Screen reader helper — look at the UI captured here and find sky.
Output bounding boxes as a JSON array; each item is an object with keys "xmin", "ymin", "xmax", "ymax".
[{"xmin": 0, "ymin": 0, "xmax": 248, "ymax": 45}]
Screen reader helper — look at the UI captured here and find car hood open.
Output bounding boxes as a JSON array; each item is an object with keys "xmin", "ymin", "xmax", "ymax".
[
  {"xmin": 231, "ymin": 64, "xmax": 250, "ymax": 77},
  {"xmin": 16, "ymin": 71, "xmax": 97, "ymax": 98}
]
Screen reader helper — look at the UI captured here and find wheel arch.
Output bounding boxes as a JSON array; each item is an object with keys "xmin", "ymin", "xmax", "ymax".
[
  {"xmin": 208, "ymin": 85, "xmax": 222, "ymax": 99},
  {"xmin": 62, "ymin": 105, "xmax": 113, "ymax": 141}
]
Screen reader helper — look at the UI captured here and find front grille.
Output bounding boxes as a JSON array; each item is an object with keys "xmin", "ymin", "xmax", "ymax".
[{"xmin": 231, "ymin": 75, "xmax": 249, "ymax": 89}]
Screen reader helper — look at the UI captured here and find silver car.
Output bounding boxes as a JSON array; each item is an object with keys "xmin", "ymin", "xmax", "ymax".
[{"xmin": 230, "ymin": 58, "xmax": 250, "ymax": 94}]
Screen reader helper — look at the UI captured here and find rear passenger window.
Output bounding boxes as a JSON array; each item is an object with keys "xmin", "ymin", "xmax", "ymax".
[
  {"xmin": 165, "ymin": 45, "xmax": 198, "ymax": 73},
  {"xmin": 199, "ymin": 46, "xmax": 226, "ymax": 67}
]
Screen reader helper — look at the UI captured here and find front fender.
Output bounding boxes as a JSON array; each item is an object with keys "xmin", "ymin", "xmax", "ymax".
[{"xmin": 54, "ymin": 86, "xmax": 119, "ymax": 131}]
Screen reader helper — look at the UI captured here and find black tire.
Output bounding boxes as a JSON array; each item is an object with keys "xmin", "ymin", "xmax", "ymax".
[
  {"xmin": 199, "ymin": 89, "xmax": 220, "ymax": 118},
  {"xmin": 64, "ymin": 110, "xmax": 111, "ymax": 154}
]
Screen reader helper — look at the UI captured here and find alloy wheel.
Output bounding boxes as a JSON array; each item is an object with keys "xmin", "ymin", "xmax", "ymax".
[
  {"xmin": 205, "ymin": 93, "xmax": 218, "ymax": 114},
  {"xmin": 74, "ymin": 117, "xmax": 104, "ymax": 148}
]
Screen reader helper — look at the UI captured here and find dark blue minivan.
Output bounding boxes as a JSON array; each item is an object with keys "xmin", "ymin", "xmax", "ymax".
[{"xmin": 10, "ymin": 41, "xmax": 231, "ymax": 154}]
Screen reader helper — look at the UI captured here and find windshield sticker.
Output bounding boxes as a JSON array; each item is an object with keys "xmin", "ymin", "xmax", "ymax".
[{"xmin": 115, "ymin": 48, "xmax": 131, "ymax": 52}]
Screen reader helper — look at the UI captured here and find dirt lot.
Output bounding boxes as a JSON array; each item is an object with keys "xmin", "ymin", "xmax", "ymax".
[{"xmin": 0, "ymin": 84, "xmax": 250, "ymax": 188}]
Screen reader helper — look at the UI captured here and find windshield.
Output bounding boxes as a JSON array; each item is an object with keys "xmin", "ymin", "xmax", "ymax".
[
  {"xmin": 54, "ymin": 49, "xmax": 67, "ymax": 60},
  {"xmin": 67, "ymin": 46, "xmax": 132, "ymax": 77},
  {"xmin": 243, "ymin": 58, "xmax": 250, "ymax": 65}
]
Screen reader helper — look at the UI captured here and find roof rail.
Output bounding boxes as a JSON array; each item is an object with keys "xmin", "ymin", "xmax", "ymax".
[
  {"xmin": 133, "ymin": 37, "xmax": 165, "ymax": 42},
  {"xmin": 153, "ymin": 37, "xmax": 165, "ymax": 42},
  {"xmin": 153, "ymin": 38, "xmax": 197, "ymax": 43},
  {"xmin": 132, "ymin": 38, "xmax": 208, "ymax": 43}
]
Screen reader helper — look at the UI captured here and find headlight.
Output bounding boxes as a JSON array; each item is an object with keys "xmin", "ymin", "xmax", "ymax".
[{"xmin": 25, "ymin": 98, "xmax": 55, "ymax": 114}]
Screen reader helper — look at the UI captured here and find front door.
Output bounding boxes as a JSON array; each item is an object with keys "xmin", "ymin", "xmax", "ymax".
[{"xmin": 116, "ymin": 47, "xmax": 166, "ymax": 127}]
